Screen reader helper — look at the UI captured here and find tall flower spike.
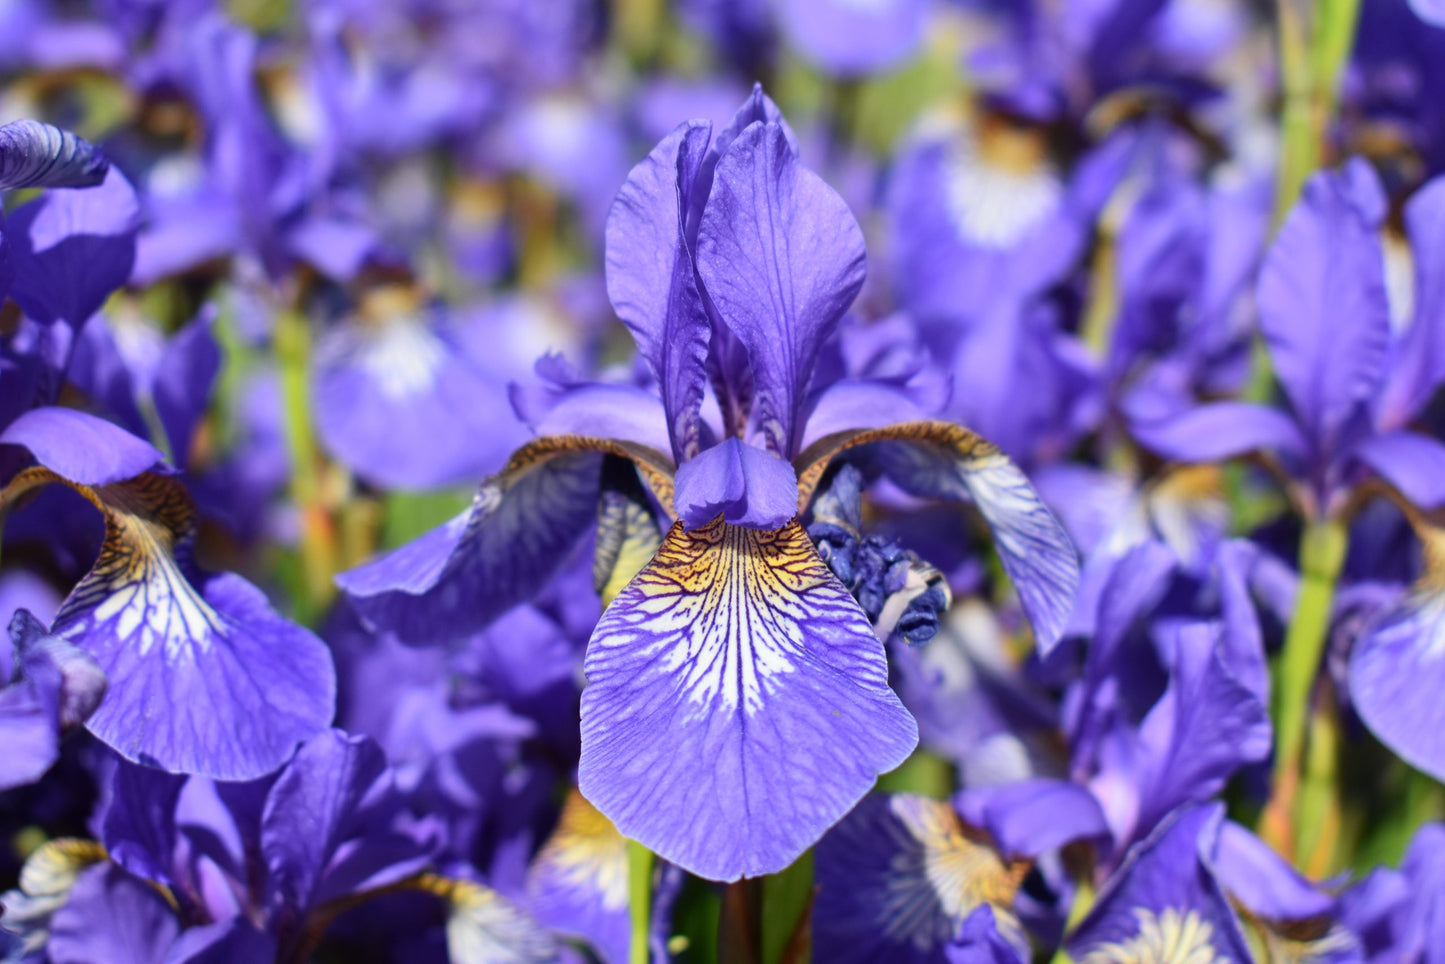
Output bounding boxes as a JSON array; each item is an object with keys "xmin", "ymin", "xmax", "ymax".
[{"xmin": 0, "ymin": 408, "xmax": 335, "ymax": 780}]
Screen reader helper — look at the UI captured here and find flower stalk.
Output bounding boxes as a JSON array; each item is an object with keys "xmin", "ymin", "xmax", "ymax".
[
  {"xmin": 629, "ymin": 839, "xmax": 653, "ymax": 964},
  {"xmin": 275, "ymin": 306, "xmax": 338, "ymax": 618},
  {"xmin": 1262, "ymin": 517, "xmax": 1348, "ymax": 858},
  {"xmin": 1273, "ymin": 0, "xmax": 1363, "ymax": 226}
]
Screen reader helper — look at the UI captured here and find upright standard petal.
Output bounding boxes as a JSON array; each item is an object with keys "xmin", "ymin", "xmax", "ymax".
[
  {"xmin": 605, "ymin": 121, "xmax": 713, "ymax": 462},
  {"xmin": 795, "ymin": 421, "xmax": 1079, "ymax": 654},
  {"xmin": 1349, "ymin": 582, "xmax": 1445, "ymax": 782},
  {"xmin": 813, "ymin": 794, "xmax": 1029, "ymax": 964},
  {"xmin": 0, "ymin": 120, "xmax": 108, "ymax": 191},
  {"xmin": 579, "ymin": 518, "xmax": 917, "ymax": 881},
  {"xmin": 1, "ymin": 468, "xmax": 335, "ymax": 780},
  {"xmin": 696, "ymin": 121, "xmax": 867, "ymax": 457},
  {"xmin": 1133, "ymin": 623, "xmax": 1271, "ymax": 834},
  {"xmin": 152, "ymin": 309, "xmax": 222, "ymax": 468},
  {"xmin": 337, "ymin": 435, "xmax": 676, "ymax": 645},
  {"xmin": 1257, "ymin": 159, "xmax": 1390, "ymax": 453}
]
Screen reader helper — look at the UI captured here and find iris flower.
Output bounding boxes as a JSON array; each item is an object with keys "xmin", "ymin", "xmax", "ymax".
[{"xmin": 340, "ymin": 88, "xmax": 1079, "ymax": 882}]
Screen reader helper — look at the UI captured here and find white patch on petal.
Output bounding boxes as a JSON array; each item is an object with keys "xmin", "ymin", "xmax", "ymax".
[
  {"xmin": 945, "ymin": 144, "xmax": 1062, "ymax": 249},
  {"xmin": 65, "ymin": 506, "xmax": 223, "ymax": 662},
  {"xmin": 1390, "ymin": 591, "xmax": 1445, "ymax": 663},
  {"xmin": 445, "ymin": 879, "xmax": 560, "ymax": 964},
  {"xmin": 533, "ymin": 792, "xmax": 629, "ymax": 912},
  {"xmin": 591, "ymin": 522, "xmax": 830, "ymax": 716},
  {"xmin": 319, "ymin": 316, "xmax": 447, "ymax": 401},
  {"xmin": 875, "ymin": 796, "xmax": 1024, "ymax": 952},
  {"xmin": 1081, "ymin": 907, "xmax": 1230, "ymax": 964}
]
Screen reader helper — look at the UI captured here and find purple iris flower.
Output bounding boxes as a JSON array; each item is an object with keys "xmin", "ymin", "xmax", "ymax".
[
  {"xmin": 1135, "ymin": 159, "xmax": 1445, "ymax": 513},
  {"xmin": 311, "ymin": 292, "xmax": 536, "ymax": 491},
  {"xmin": 1347, "ymin": 0, "xmax": 1445, "ymax": 177},
  {"xmin": 0, "ymin": 731, "xmax": 563, "ymax": 962},
  {"xmin": 0, "ymin": 408, "xmax": 335, "ymax": 781},
  {"xmin": 886, "ymin": 109, "xmax": 1120, "ymax": 462},
  {"xmin": 340, "ymin": 87, "xmax": 1080, "ymax": 882},
  {"xmin": 1134, "ymin": 159, "xmax": 1445, "ymax": 782},
  {"xmin": 132, "ymin": 15, "xmax": 386, "ymax": 287},
  {"xmin": 966, "ymin": 0, "xmax": 1245, "ymax": 123}
]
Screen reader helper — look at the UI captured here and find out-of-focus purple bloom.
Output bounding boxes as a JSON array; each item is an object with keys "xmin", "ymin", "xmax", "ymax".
[
  {"xmin": 132, "ymin": 15, "xmax": 387, "ymax": 287},
  {"xmin": 886, "ymin": 112, "xmax": 1117, "ymax": 462},
  {"xmin": 0, "ymin": 409, "xmax": 335, "ymax": 780},
  {"xmin": 777, "ymin": 0, "xmax": 927, "ymax": 76},
  {"xmin": 1347, "ymin": 0, "xmax": 1445, "ymax": 177},
  {"xmin": 1064, "ymin": 542, "xmax": 1271, "ymax": 852},
  {"xmin": 1340, "ymin": 822, "xmax": 1445, "ymax": 960},
  {"xmin": 1135, "ymin": 160, "xmax": 1445, "ymax": 514},
  {"xmin": 0, "ymin": 610, "xmax": 106, "ymax": 792},
  {"xmin": 813, "ymin": 793, "xmax": 1030, "ymax": 963},
  {"xmin": 341, "ymin": 87, "xmax": 1079, "ymax": 882},
  {"xmin": 312, "ymin": 292, "xmax": 534, "ymax": 490},
  {"xmin": 525, "ymin": 790, "xmax": 631, "ymax": 963},
  {"xmin": 67, "ymin": 306, "xmax": 222, "ymax": 470},
  {"xmin": 967, "ymin": 0, "xmax": 1245, "ymax": 122}
]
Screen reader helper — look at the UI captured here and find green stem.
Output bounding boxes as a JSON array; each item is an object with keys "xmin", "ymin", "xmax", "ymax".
[
  {"xmin": 1272, "ymin": 0, "xmax": 1363, "ymax": 226},
  {"xmin": 1047, "ymin": 875, "xmax": 1096, "ymax": 964},
  {"xmin": 629, "ymin": 840, "xmax": 654, "ymax": 964},
  {"xmin": 1263, "ymin": 518, "xmax": 1347, "ymax": 858},
  {"xmin": 1272, "ymin": 519, "xmax": 1348, "ymax": 784},
  {"xmin": 275, "ymin": 307, "xmax": 337, "ymax": 617}
]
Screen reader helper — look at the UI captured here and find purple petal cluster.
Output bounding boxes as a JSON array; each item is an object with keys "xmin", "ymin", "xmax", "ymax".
[{"xmin": 3, "ymin": 0, "xmax": 1445, "ymax": 961}]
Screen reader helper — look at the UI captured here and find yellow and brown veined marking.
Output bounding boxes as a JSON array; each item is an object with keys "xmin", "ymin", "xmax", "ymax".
[
  {"xmin": 578, "ymin": 511, "xmax": 919, "ymax": 883},
  {"xmin": 0, "ymin": 464, "xmax": 335, "ymax": 780}
]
